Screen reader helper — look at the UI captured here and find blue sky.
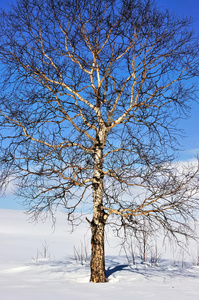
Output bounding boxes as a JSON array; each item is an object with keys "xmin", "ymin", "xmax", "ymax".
[
  {"xmin": 157, "ymin": 0, "xmax": 199, "ymax": 159},
  {"xmin": 0, "ymin": 0, "xmax": 199, "ymax": 209}
]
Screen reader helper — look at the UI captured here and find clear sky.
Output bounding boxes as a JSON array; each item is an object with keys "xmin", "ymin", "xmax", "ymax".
[
  {"xmin": 0, "ymin": 0, "xmax": 199, "ymax": 209},
  {"xmin": 157, "ymin": 0, "xmax": 199, "ymax": 160}
]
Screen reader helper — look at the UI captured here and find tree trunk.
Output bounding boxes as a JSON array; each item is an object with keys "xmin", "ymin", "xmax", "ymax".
[
  {"xmin": 90, "ymin": 136, "xmax": 107, "ymax": 283},
  {"xmin": 90, "ymin": 216, "xmax": 106, "ymax": 282}
]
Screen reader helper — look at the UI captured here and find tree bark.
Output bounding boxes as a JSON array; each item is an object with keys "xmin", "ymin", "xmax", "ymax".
[
  {"xmin": 90, "ymin": 137, "xmax": 107, "ymax": 283},
  {"xmin": 90, "ymin": 215, "xmax": 106, "ymax": 282}
]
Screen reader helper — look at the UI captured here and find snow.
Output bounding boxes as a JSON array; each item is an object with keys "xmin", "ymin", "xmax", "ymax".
[{"xmin": 0, "ymin": 209, "xmax": 199, "ymax": 299}]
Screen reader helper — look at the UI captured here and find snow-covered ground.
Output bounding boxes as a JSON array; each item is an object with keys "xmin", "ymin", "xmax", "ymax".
[{"xmin": 0, "ymin": 209, "xmax": 199, "ymax": 300}]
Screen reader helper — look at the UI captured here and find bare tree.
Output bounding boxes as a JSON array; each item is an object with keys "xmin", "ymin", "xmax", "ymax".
[{"xmin": 0, "ymin": 0, "xmax": 199, "ymax": 282}]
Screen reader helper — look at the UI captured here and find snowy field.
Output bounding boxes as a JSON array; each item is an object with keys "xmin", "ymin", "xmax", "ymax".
[{"xmin": 0, "ymin": 209, "xmax": 199, "ymax": 300}]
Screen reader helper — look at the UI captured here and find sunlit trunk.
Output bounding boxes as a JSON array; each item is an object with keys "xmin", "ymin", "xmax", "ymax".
[
  {"xmin": 90, "ymin": 211, "xmax": 106, "ymax": 283},
  {"xmin": 90, "ymin": 138, "xmax": 107, "ymax": 283}
]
